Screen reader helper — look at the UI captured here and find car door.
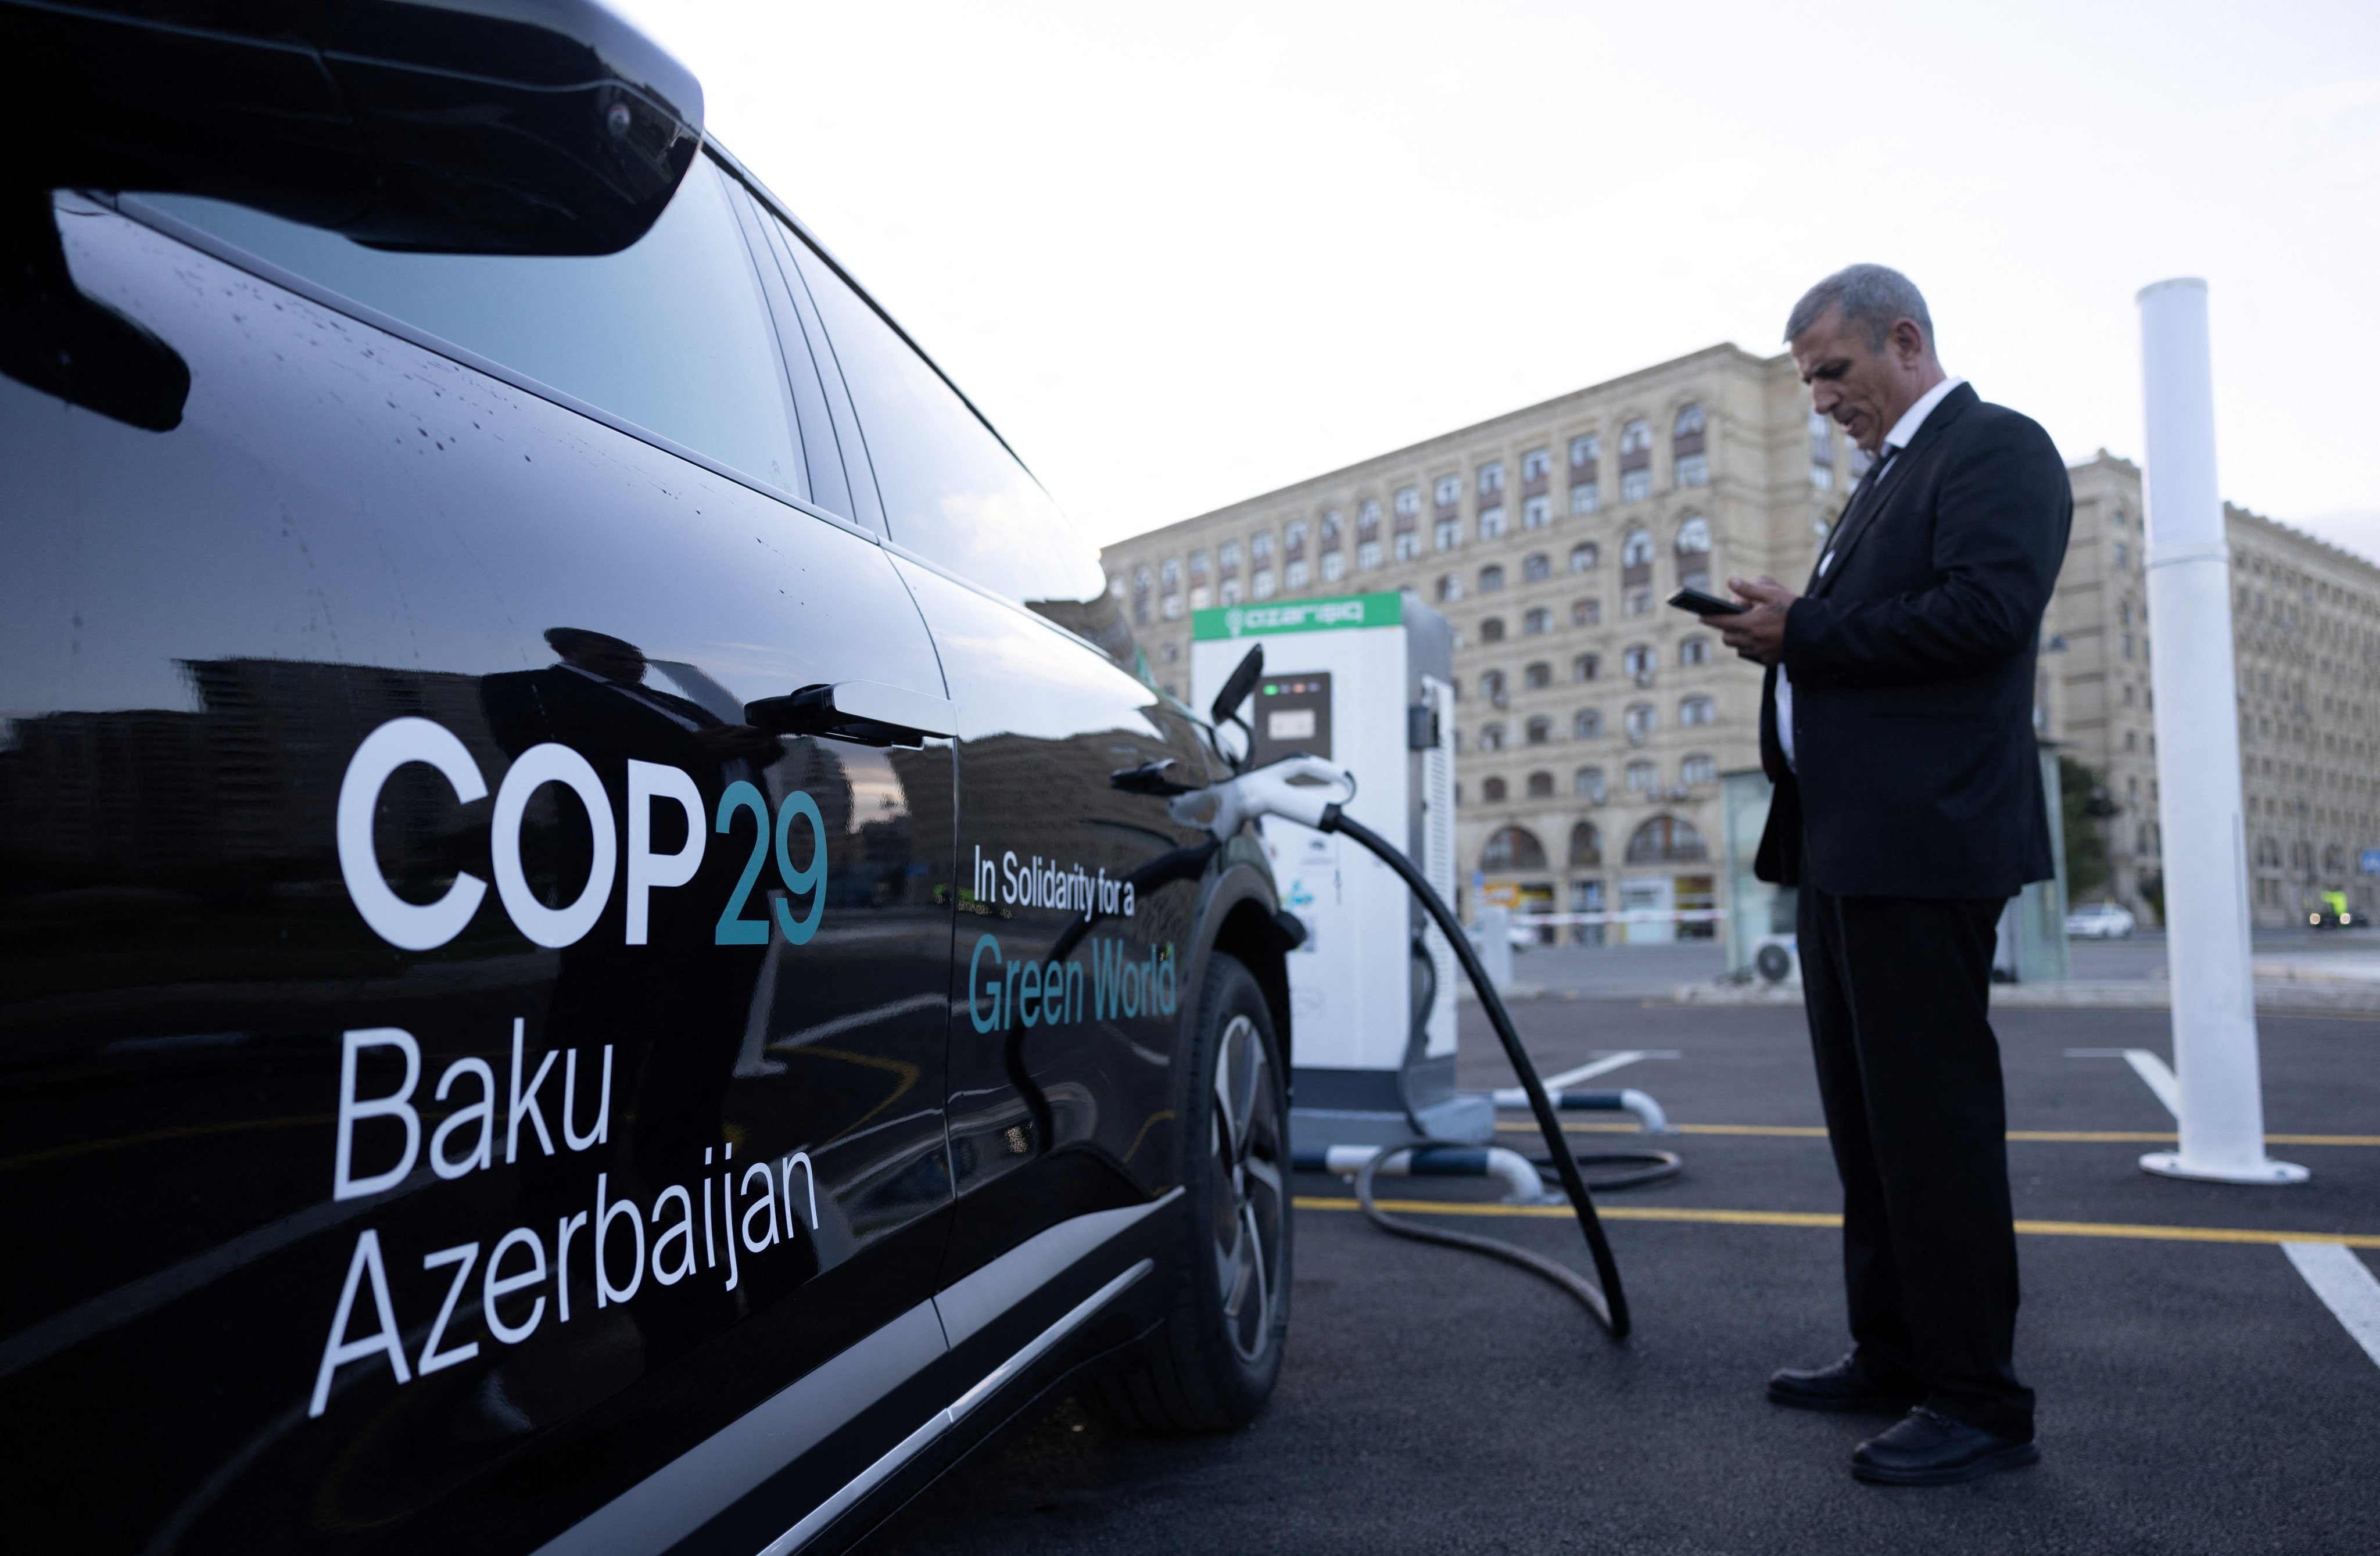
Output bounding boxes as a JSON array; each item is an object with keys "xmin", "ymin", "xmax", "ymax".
[
  {"xmin": 773, "ymin": 228, "xmax": 1218, "ymax": 1384},
  {"xmin": 1, "ymin": 161, "xmax": 953, "ymax": 1555}
]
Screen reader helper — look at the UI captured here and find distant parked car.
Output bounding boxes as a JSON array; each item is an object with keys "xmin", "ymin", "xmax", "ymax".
[
  {"xmin": 2066, "ymin": 902, "xmax": 2137, "ymax": 938},
  {"xmin": 2309, "ymin": 892, "xmax": 2360, "ymax": 930}
]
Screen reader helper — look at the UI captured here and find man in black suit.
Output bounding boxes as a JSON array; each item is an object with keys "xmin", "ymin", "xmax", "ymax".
[{"xmin": 1701, "ymin": 264, "xmax": 2070, "ymax": 1485}]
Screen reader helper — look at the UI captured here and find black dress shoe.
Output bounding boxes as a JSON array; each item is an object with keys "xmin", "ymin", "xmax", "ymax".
[
  {"xmin": 1767, "ymin": 1353, "xmax": 1923, "ymax": 1414},
  {"xmin": 1851, "ymin": 1407, "xmax": 2040, "ymax": 1485}
]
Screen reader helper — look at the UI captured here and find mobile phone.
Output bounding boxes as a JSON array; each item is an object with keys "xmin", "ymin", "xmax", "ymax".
[{"xmin": 1667, "ymin": 586, "xmax": 1748, "ymax": 616}]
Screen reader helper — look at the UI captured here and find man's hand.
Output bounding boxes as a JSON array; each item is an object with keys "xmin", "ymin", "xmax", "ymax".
[{"xmin": 1711, "ymin": 575, "xmax": 1797, "ymax": 666}]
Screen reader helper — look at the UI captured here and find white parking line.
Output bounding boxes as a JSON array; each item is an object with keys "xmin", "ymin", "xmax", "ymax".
[
  {"xmin": 2283, "ymin": 1242, "xmax": 2380, "ymax": 1369},
  {"xmin": 1538, "ymin": 1050, "xmax": 1679, "ymax": 1090},
  {"xmin": 2064, "ymin": 1047, "xmax": 2180, "ymax": 1117}
]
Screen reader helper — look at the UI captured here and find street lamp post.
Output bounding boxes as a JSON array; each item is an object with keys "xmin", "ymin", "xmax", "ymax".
[{"xmin": 2135, "ymin": 277, "xmax": 2306, "ymax": 1186}]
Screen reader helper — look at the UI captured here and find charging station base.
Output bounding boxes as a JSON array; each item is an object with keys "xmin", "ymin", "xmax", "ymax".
[{"xmin": 1290, "ymin": 1064, "xmax": 1494, "ymax": 1156}]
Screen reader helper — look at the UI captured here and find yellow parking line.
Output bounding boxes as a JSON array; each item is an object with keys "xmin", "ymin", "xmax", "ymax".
[
  {"xmin": 1293, "ymin": 1196, "xmax": 2380, "ymax": 1249},
  {"xmin": 1492, "ymin": 1122, "xmax": 2380, "ymax": 1147}
]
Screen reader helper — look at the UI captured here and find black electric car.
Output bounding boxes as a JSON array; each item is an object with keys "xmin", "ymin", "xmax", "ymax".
[{"xmin": 1, "ymin": 3, "xmax": 1293, "ymax": 1551}]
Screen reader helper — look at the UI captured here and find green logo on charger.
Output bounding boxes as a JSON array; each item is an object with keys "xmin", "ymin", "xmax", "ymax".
[{"xmin": 1193, "ymin": 591, "xmax": 1402, "ymax": 641}]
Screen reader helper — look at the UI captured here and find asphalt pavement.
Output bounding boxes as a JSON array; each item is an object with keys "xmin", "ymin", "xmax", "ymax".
[{"xmin": 862, "ymin": 991, "xmax": 2380, "ymax": 1555}]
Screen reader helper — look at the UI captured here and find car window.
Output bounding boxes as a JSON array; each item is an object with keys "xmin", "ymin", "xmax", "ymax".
[
  {"xmin": 137, "ymin": 158, "xmax": 807, "ymax": 501},
  {"xmin": 782, "ymin": 237, "xmax": 1108, "ymax": 615}
]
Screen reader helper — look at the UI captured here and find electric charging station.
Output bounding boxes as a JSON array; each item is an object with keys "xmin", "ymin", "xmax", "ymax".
[{"xmin": 1190, "ymin": 591, "xmax": 1488, "ymax": 1153}]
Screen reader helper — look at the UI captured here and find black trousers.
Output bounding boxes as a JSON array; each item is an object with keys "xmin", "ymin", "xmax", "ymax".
[{"xmin": 1797, "ymin": 885, "xmax": 2035, "ymax": 1439}]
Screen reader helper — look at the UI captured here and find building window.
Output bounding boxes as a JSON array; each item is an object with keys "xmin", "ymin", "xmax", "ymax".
[
  {"xmin": 1251, "ymin": 532, "xmax": 1274, "ymax": 564},
  {"xmin": 1521, "ymin": 446, "xmax": 1551, "ymax": 486},
  {"xmin": 1357, "ymin": 499, "xmax": 1381, "ymax": 537},
  {"xmin": 1320, "ymin": 510, "xmax": 1343, "ymax": 548},
  {"xmin": 1572, "ymin": 598, "xmax": 1600, "ymax": 627},
  {"xmin": 1162, "ymin": 593, "xmax": 1183, "ymax": 619},
  {"xmin": 1285, "ymin": 559, "xmax": 1309, "ymax": 590},
  {"xmin": 1623, "ymin": 643, "xmax": 1656, "ymax": 685},
  {"xmin": 1162, "ymin": 641, "xmax": 1180, "ymax": 664},
  {"xmin": 1483, "ymin": 776, "xmax": 1508, "ymax": 802},
  {"xmin": 1680, "ymin": 694, "xmax": 1715, "ymax": 726},
  {"xmin": 1322, "ymin": 550, "xmax": 1346, "ymax": 582},
  {"xmin": 1519, "ymin": 661, "xmax": 1549, "ymax": 691},
  {"xmin": 1808, "ymin": 411, "xmax": 1834, "ymax": 490},
  {"xmin": 1625, "ymin": 815, "xmax": 1708, "ymax": 863},
  {"xmin": 1568, "ymin": 820, "xmax": 1602, "ymax": 866},
  {"xmin": 1190, "ymin": 584, "xmax": 1212, "ymax": 610},
  {"xmin": 1522, "ymin": 551, "xmax": 1551, "ymax": 583},
  {"xmin": 1527, "ymin": 769, "xmax": 1555, "ymax": 798},
  {"xmin": 1675, "ymin": 514, "xmax": 1712, "ymax": 592},
  {"xmin": 1573, "ymin": 654, "xmax": 1600, "ymax": 683},
  {"xmin": 1480, "ymin": 564, "xmax": 1507, "ymax": 593},
  {"xmin": 1522, "ymin": 495, "xmax": 1551, "ymax": 530},
  {"xmin": 1574, "ymin": 707, "xmax": 1603, "ymax": 738},
  {"xmin": 1481, "ymin": 616, "xmax": 1507, "ymax": 643},
  {"xmin": 1395, "ymin": 532, "xmax": 1421, "ymax": 561},
  {"xmin": 1524, "ymin": 607, "xmax": 1552, "ymax": 635},
  {"xmin": 1625, "ymin": 758, "xmax": 1657, "ymax": 793},
  {"xmin": 2114, "ymin": 542, "xmax": 2129, "ymax": 569},
  {"xmin": 1619, "ymin": 418, "xmax": 1652, "ymax": 502},
  {"xmin": 1435, "ymin": 474, "xmax": 1462, "ymax": 509},
  {"xmin": 1568, "ymin": 433, "xmax": 1600, "ymax": 514},
  {"xmin": 1436, "ymin": 573, "xmax": 1462, "ymax": 603},
  {"xmin": 1189, "ymin": 548, "xmax": 1210, "ymax": 582},
  {"xmin": 1481, "ymin": 824, "xmax": 1547, "ymax": 870},
  {"xmin": 1575, "ymin": 767, "xmax": 1607, "ymax": 802},
  {"xmin": 1252, "ymin": 567, "xmax": 1275, "ymax": 599},
  {"xmin": 1218, "ymin": 539, "xmax": 1241, "ymax": 574},
  {"xmin": 1160, "ymin": 557, "xmax": 1181, "ymax": 589},
  {"xmin": 1436, "ymin": 518, "xmax": 1462, "ymax": 551},
  {"xmin": 1625, "ymin": 702, "xmax": 1655, "ymax": 744},
  {"xmin": 1396, "ymin": 485, "xmax": 1420, "ymax": 519},
  {"xmin": 1220, "ymin": 577, "xmax": 1242, "ymax": 605},
  {"xmin": 1621, "ymin": 528, "xmax": 1654, "ymax": 574},
  {"xmin": 1526, "ymin": 716, "xmax": 1553, "ymax": 746},
  {"xmin": 1481, "ymin": 668, "xmax": 1507, "ymax": 704},
  {"xmin": 1359, "ymin": 540, "xmax": 1383, "ymax": 570},
  {"xmin": 1673, "ymin": 402, "xmax": 1708, "ymax": 486},
  {"xmin": 1131, "ymin": 565, "xmax": 1152, "ymax": 625},
  {"xmin": 1109, "ymin": 571, "xmax": 1127, "ymax": 600},
  {"xmin": 1481, "ymin": 722, "xmax": 1506, "ymax": 752},
  {"xmin": 1571, "ymin": 483, "xmax": 1600, "ymax": 516},
  {"xmin": 1680, "ymin": 636, "xmax": 1711, "ymax": 666},
  {"xmin": 1570, "ymin": 542, "xmax": 1600, "ymax": 573},
  {"xmin": 1284, "ymin": 519, "xmax": 1307, "ymax": 560},
  {"xmin": 1478, "ymin": 461, "xmax": 1506, "ymax": 500},
  {"xmin": 1479, "ymin": 505, "xmax": 1507, "ymax": 540}
]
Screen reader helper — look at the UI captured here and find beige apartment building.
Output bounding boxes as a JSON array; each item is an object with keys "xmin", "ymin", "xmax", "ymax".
[
  {"xmin": 2048, "ymin": 455, "xmax": 2380, "ymax": 925},
  {"xmin": 1102, "ymin": 346, "xmax": 2380, "ymax": 937}
]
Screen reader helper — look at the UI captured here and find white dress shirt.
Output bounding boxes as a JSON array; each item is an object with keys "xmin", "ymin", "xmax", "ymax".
[{"xmin": 1776, "ymin": 377, "xmax": 1967, "ymax": 773}]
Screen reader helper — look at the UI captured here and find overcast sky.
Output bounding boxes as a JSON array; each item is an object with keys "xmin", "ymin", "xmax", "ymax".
[{"xmin": 616, "ymin": 0, "xmax": 2380, "ymax": 562}]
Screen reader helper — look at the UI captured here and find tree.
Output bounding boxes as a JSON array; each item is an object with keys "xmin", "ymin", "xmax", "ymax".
[{"xmin": 2059, "ymin": 755, "xmax": 2117, "ymax": 903}]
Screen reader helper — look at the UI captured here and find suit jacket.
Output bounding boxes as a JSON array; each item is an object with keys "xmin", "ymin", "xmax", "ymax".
[{"xmin": 1753, "ymin": 383, "xmax": 2071, "ymax": 899}]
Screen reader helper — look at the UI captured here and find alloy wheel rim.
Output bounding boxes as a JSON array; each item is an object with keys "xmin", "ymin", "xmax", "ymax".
[{"xmin": 1209, "ymin": 1014, "xmax": 1284, "ymax": 1364}]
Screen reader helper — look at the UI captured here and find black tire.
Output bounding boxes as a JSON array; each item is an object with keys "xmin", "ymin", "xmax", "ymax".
[{"xmin": 1093, "ymin": 951, "xmax": 1291, "ymax": 1432}]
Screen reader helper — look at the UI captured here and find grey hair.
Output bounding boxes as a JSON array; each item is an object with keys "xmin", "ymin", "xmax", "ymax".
[{"xmin": 1784, "ymin": 264, "xmax": 1933, "ymax": 352}]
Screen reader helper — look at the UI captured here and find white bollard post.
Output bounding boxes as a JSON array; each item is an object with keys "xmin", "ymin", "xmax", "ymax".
[
  {"xmin": 2134, "ymin": 278, "xmax": 2305, "ymax": 1185},
  {"xmin": 1473, "ymin": 904, "xmax": 1514, "ymax": 991}
]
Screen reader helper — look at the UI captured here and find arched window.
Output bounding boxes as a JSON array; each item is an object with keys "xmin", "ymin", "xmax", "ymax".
[
  {"xmin": 1481, "ymin": 668, "xmax": 1506, "ymax": 704},
  {"xmin": 1524, "ymin": 661, "xmax": 1553, "ymax": 690},
  {"xmin": 1527, "ymin": 770, "xmax": 1555, "ymax": 798},
  {"xmin": 1680, "ymin": 636, "xmax": 1711, "ymax": 666},
  {"xmin": 1482, "ymin": 776, "xmax": 1508, "ymax": 802},
  {"xmin": 1481, "ymin": 825, "xmax": 1549, "ymax": 872},
  {"xmin": 1481, "ymin": 616, "xmax": 1507, "ymax": 643},
  {"xmin": 1479, "ymin": 563, "xmax": 1506, "ymax": 593},
  {"xmin": 1675, "ymin": 514, "xmax": 1712, "ymax": 591},
  {"xmin": 1673, "ymin": 402, "xmax": 1708, "ymax": 486},
  {"xmin": 1680, "ymin": 753, "xmax": 1716, "ymax": 786},
  {"xmin": 1437, "ymin": 573, "xmax": 1462, "ymax": 602},
  {"xmin": 1621, "ymin": 529, "xmax": 1655, "ymax": 570},
  {"xmin": 1569, "ymin": 821, "xmax": 1603, "ymax": 866},
  {"xmin": 1524, "ymin": 607, "xmax": 1552, "ymax": 635},
  {"xmin": 1524, "ymin": 551, "xmax": 1551, "ymax": 582},
  {"xmin": 1680, "ymin": 694, "xmax": 1715, "ymax": 726},
  {"xmin": 1625, "ymin": 702, "xmax": 1656, "ymax": 744},
  {"xmin": 1570, "ymin": 542, "xmax": 1600, "ymax": 572},
  {"xmin": 1480, "ymin": 722, "xmax": 1506, "ymax": 751},
  {"xmin": 1525, "ymin": 715, "xmax": 1552, "ymax": 745},
  {"xmin": 1573, "ymin": 707, "xmax": 1602, "ymax": 738},
  {"xmin": 1623, "ymin": 644, "xmax": 1657, "ymax": 684},
  {"xmin": 1575, "ymin": 766, "xmax": 1607, "ymax": 802},
  {"xmin": 1626, "ymin": 814, "xmax": 1709, "ymax": 863},
  {"xmin": 1573, "ymin": 653, "xmax": 1600, "ymax": 683}
]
